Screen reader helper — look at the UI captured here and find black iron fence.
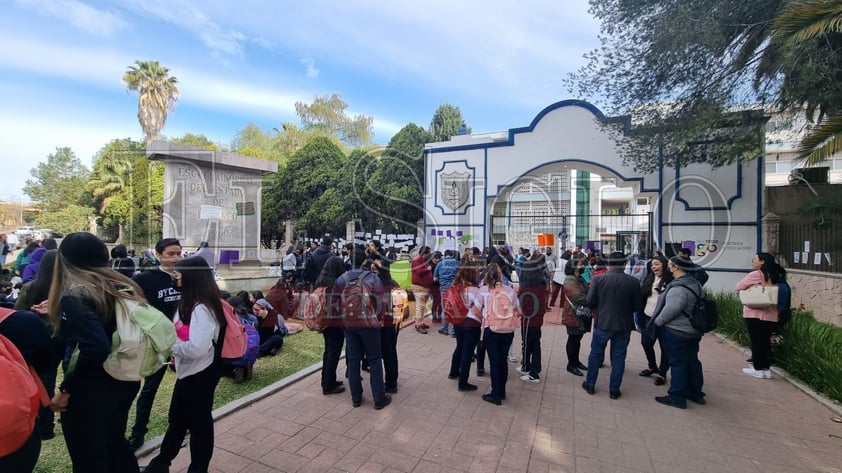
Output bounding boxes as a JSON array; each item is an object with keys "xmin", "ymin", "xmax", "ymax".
[{"xmin": 778, "ymin": 219, "xmax": 842, "ymax": 273}]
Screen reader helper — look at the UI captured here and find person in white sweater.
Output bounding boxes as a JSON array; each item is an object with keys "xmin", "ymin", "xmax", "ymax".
[{"xmin": 141, "ymin": 256, "xmax": 225, "ymax": 473}]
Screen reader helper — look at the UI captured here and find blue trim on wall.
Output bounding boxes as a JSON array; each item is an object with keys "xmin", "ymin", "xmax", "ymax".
[
  {"xmin": 756, "ymin": 156, "xmax": 763, "ymax": 250},
  {"xmin": 673, "ymin": 155, "xmax": 743, "ymax": 211},
  {"xmin": 424, "ymin": 224, "xmax": 487, "ymax": 228},
  {"xmin": 488, "ymin": 158, "xmax": 661, "ymax": 198},
  {"xmin": 424, "ymin": 100, "xmax": 628, "ymax": 154},
  {"xmin": 658, "ymin": 146, "xmax": 664, "ymax": 249},
  {"xmin": 423, "ymin": 149, "xmax": 429, "ymax": 248},
  {"xmin": 433, "ymin": 160, "xmax": 476, "ymax": 215},
  {"xmin": 483, "ymin": 148, "xmax": 489, "ymax": 246}
]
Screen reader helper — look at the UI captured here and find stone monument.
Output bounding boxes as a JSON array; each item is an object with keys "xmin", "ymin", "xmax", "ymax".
[{"xmin": 147, "ymin": 141, "xmax": 278, "ymax": 266}]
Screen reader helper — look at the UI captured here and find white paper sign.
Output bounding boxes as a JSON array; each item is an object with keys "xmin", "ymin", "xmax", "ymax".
[
  {"xmin": 199, "ymin": 205, "xmax": 221, "ymax": 220},
  {"xmin": 375, "ymin": 229, "xmax": 382, "ymax": 235},
  {"xmin": 825, "ymin": 253, "xmax": 833, "ymax": 265},
  {"xmin": 804, "ymin": 241, "xmax": 811, "ymax": 253},
  {"xmin": 793, "ymin": 252, "xmax": 800, "ymax": 264},
  {"xmin": 814, "ymin": 252, "xmax": 823, "ymax": 265},
  {"xmin": 355, "ymin": 232, "xmax": 365, "ymax": 237},
  {"xmin": 802, "ymin": 252, "xmax": 809, "ymax": 264}
]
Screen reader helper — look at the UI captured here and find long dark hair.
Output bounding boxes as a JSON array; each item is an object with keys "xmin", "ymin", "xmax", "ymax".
[
  {"xmin": 640, "ymin": 255, "xmax": 672, "ymax": 297},
  {"xmin": 757, "ymin": 252, "xmax": 786, "ymax": 284},
  {"xmin": 25, "ymin": 249, "xmax": 57, "ymax": 305},
  {"xmin": 315, "ymin": 256, "xmax": 346, "ymax": 287},
  {"xmin": 175, "ymin": 256, "xmax": 225, "ymax": 327}
]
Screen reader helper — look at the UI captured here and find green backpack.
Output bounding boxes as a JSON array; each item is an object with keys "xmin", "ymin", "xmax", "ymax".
[{"xmin": 102, "ymin": 297, "xmax": 177, "ymax": 381}]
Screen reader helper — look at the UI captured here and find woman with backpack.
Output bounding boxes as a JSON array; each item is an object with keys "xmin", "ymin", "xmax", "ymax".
[
  {"xmin": 472, "ymin": 263, "xmax": 520, "ymax": 406},
  {"xmin": 47, "ymin": 232, "xmax": 149, "ymax": 473},
  {"xmin": 446, "ymin": 255, "xmax": 482, "ymax": 392},
  {"xmin": 142, "ymin": 255, "xmax": 226, "ymax": 473},
  {"xmin": 735, "ymin": 252, "xmax": 786, "ymax": 380}
]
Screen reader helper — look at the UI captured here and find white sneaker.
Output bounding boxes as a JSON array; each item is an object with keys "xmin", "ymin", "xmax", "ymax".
[
  {"xmin": 763, "ymin": 370, "xmax": 772, "ymax": 379},
  {"xmin": 520, "ymin": 374, "xmax": 540, "ymax": 383},
  {"xmin": 515, "ymin": 366, "xmax": 527, "ymax": 375},
  {"xmin": 742, "ymin": 367, "xmax": 768, "ymax": 379},
  {"xmin": 507, "ymin": 355, "xmax": 517, "ymax": 363}
]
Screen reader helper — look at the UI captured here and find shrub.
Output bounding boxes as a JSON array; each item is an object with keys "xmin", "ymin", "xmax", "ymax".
[{"xmin": 712, "ymin": 292, "xmax": 842, "ymax": 404}]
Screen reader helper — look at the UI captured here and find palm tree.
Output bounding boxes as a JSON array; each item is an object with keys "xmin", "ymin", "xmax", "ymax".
[
  {"xmin": 123, "ymin": 60, "xmax": 180, "ymax": 145},
  {"xmin": 772, "ymin": 1, "xmax": 842, "ymax": 165}
]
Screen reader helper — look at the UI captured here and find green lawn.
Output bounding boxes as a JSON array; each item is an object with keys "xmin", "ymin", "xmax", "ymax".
[{"xmin": 34, "ymin": 329, "xmax": 324, "ymax": 473}]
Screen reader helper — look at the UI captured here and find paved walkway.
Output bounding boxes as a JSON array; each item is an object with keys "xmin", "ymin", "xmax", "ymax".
[{"xmin": 142, "ymin": 314, "xmax": 842, "ymax": 473}]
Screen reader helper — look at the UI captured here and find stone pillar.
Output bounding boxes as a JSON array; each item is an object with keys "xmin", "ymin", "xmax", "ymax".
[
  {"xmin": 284, "ymin": 219, "xmax": 294, "ymax": 247},
  {"xmin": 346, "ymin": 220, "xmax": 356, "ymax": 244},
  {"xmin": 762, "ymin": 212, "xmax": 781, "ymax": 255},
  {"xmin": 147, "ymin": 141, "xmax": 277, "ymax": 264}
]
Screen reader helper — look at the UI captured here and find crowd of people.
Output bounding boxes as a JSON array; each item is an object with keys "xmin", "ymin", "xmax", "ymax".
[{"xmin": 0, "ymin": 228, "xmax": 791, "ymax": 472}]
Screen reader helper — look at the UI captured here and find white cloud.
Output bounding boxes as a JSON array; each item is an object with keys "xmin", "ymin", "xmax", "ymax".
[
  {"xmin": 14, "ymin": 0, "xmax": 129, "ymax": 37},
  {"xmin": 301, "ymin": 56, "xmax": 319, "ymax": 78},
  {"xmin": 119, "ymin": 0, "xmax": 251, "ymax": 57},
  {"xmin": 0, "ymin": 33, "xmax": 305, "ymax": 119}
]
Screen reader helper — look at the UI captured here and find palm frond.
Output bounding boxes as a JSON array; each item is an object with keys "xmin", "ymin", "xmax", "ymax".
[
  {"xmin": 794, "ymin": 115, "xmax": 842, "ymax": 165},
  {"xmin": 773, "ymin": 0, "xmax": 842, "ymax": 43}
]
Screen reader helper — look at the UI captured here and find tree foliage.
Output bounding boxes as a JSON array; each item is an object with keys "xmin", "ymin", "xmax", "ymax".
[
  {"xmin": 566, "ymin": 0, "xmax": 842, "ymax": 171},
  {"xmin": 263, "ymin": 137, "xmax": 352, "ymax": 240},
  {"xmin": 353, "ymin": 123, "xmax": 428, "ymax": 233},
  {"xmin": 170, "ymin": 133, "xmax": 220, "ymax": 150},
  {"xmin": 24, "ymin": 147, "xmax": 91, "ymax": 213},
  {"xmin": 123, "ymin": 60, "xmax": 180, "ymax": 145},
  {"xmin": 37, "ymin": 204, "xmax": 94, "ymax": 235},
  {"xmin": 294, "ymin": 94, "xmax": 374, "ymax": 147},
  {"xmin": 429, "ymin": 104, "xmax": 470, "ymax": 143}
]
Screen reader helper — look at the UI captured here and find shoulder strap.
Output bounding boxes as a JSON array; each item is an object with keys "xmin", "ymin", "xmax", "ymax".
[{"xmin": 0, "ymin": 307, "xmax": 16, "ymax": 324}]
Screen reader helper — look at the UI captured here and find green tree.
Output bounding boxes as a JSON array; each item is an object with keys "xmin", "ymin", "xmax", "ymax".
[
  {"xmin": 429, "ymin": 104, "xmax": 470, "ymax": 143},
  {"xmin": 24, "ymin": 147, "xmax": 90, "ymax": 213},
  {"xmin": 263, "ymin": 137, "xmax": 350, "ymax": 239},
  {"xmin": 124, "ymin": 157, "xmax": 164, "ymax": 248},
  {"xmin": 294, "ymin": 94, "xmax": 374, "ymax": 147},
  {"xmin": 566, "ymin": 0, "xmax": 842, "ymax": 171},
  {"xmin": 87, "ymin": 138, "xmax": 145, "ymax": 241},
  {"xmin": 354, "ymin": 123, "xmax": 428, "ymax": 233},
  {"xmin": 170, "ymin": 133, "xmax": 220, "ymax": 150},
  {"xmin": 123, "ymin": 60, "xmax": 180, "ymax": 145},
  {"xmin": 772, "ymin": 1, "xmax": 842, "ymax": 164},
  {"xmin": 38, "ymin": 205, "xmax": 95, "ymax": 235}
]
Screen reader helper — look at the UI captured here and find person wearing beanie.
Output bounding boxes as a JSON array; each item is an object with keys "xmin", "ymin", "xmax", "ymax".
[
  {"xmin": 651, "ymin": 255, "xmax": 706, "ymax": 409},
  {"xmin": 48, "ymin": 232, "xmax": 152, "ymax": 473}
]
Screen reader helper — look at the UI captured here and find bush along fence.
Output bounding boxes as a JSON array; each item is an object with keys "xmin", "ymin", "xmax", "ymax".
[{"xmin": 712, "ymin": 292, "xmax": 842, "ymax": 404}]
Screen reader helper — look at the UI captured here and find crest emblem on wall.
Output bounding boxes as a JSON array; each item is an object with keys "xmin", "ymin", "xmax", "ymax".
[{"xmin": 440, "ymin": 171, "xmax": 471, "ymax": 211}]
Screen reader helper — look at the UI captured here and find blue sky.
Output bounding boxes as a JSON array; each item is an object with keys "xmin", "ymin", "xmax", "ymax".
[{"xmin": 0, "ymin": 0, "xmax": 601, "ymax": 201}]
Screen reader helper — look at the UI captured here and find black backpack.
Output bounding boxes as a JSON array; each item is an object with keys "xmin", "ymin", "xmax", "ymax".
[
  {"xmin": 680, "ymin": 285, "xmax": 718, "ymax": 333},
  {"xmin": 776, "ymin": 281, "xmax": 793, "ymax": 325}
]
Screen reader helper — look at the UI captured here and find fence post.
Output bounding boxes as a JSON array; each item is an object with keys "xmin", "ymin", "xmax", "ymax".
[{"xmin": 762, "ymin": 212, "xmax": 781, "ymax": 256}]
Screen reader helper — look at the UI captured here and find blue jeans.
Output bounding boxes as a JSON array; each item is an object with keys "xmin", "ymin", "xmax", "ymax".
[
  {"xmin": 344, "ymin": 327, "xmax": 386, "ymax": 404},
  {"xmin": 483, "ymin": 328, "xmax": 514, "ymax": 400},
  {"xmin": 585, "ymin": 328, "xmax": 631, "ymax": 392},
  {"xmin": 451, "ymin": 325, "xmax": 481, "ymax": 387},
  {"xmin": 661, "ymin": 328, "xmax": 704, "ymax": 406}
]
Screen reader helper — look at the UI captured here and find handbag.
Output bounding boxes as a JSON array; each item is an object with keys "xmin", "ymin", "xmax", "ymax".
[
  {"xmin": 575, "ymin": 304, "xmax": 592, "ymax": 333},
  {"xmin": 739, "ymin": 284, "xmax": 778, "ymax": 309}
]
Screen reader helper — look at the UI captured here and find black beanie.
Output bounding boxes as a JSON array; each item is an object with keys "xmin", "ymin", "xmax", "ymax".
[{"xmin": 59, "ymin": 232, "xmax": 109, "ymax": 268}]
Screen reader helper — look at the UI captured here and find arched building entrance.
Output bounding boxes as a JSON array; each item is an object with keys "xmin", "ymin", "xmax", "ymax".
[{"xmin": 423, "ymin": 100, "xmax": 763, "ymax": 292}]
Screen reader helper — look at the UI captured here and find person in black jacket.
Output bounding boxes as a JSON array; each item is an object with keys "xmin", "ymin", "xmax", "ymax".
[
  {"xmin": 304, "ymin": 235, "xmax": 335, "ymax": 287},
  {"xmin": 581, "ymin": 252, "xmax": 643, "ymax": 400},
  {"xmin": 127, "ymin": 238, "xmax": 182, "ymax": 451},
  {"xmin": 48, "ymin": 232, "xmax": 151, "ymax": 473}
]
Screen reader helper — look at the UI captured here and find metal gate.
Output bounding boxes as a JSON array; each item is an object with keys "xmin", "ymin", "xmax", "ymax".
[{"xmin": 489, "ymin": 212, "xmax": 652, "ymax": 256}]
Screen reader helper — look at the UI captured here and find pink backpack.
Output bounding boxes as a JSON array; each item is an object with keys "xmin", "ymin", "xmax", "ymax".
[
  {"xmin": 485, "ymin": 286, "xmax": 516, "ymax": 333},
  {"xmin": 219, "ymin": 300, "xmax": 248, "ymax": 362}
]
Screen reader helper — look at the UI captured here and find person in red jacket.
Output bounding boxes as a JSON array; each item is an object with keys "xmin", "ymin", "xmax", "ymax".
[{"xmin": 411, "ymin": 246, "xmax": 434, "ymax": 334}]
